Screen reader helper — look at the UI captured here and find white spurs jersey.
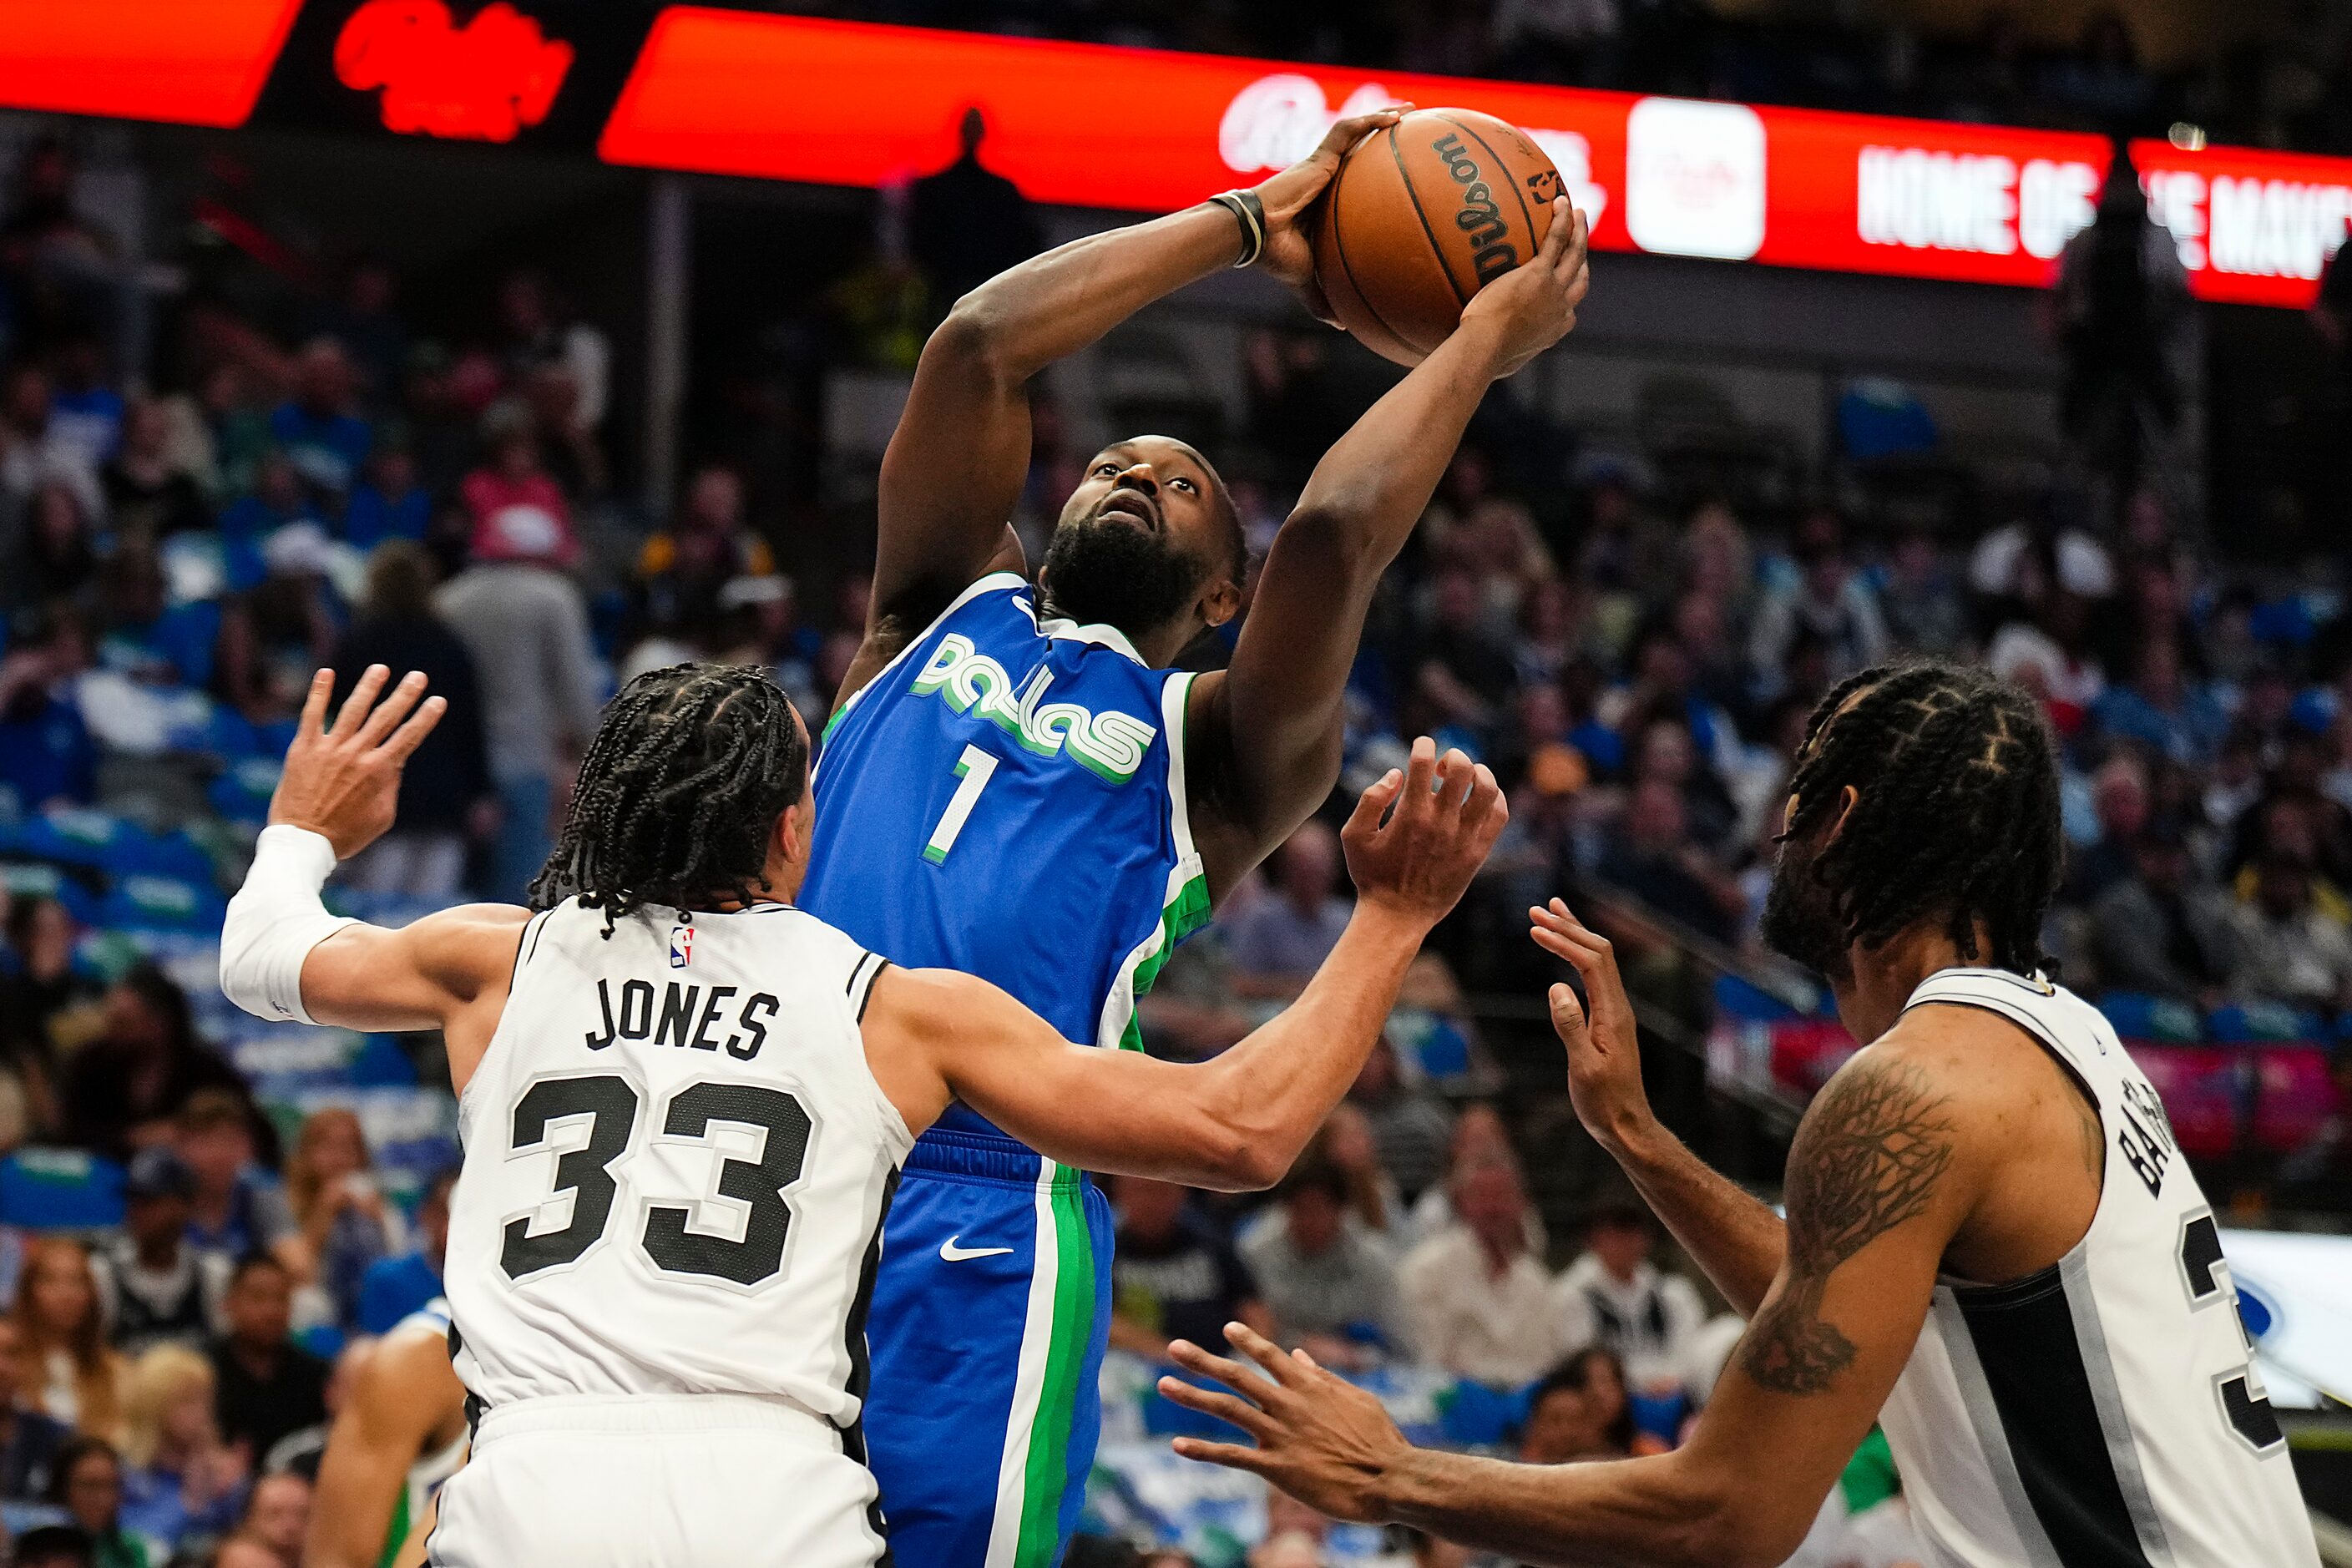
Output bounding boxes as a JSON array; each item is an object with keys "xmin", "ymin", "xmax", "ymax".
[
  {"xmin": 446, "ymin": 898, "xmax": 911, "ymax": 1429},
  {"xmin": 1878, "ymin": 968, "xmax": 2319, "ymax": 1568}
]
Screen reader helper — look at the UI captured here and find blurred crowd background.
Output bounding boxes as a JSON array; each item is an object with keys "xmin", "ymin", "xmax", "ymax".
[{"xmin": 1, "ymin": 0, "xmax": 2351, "ymax": 1562}]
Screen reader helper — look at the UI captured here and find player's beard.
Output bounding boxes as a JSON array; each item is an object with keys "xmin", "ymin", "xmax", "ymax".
[
  {"xmin": 1759, "ymin": 833, "xmax": 1853, "ymax": 983},
  {"xmin": 1039, "ymin": 514, "xmax": 1205, "ymax": 635}
]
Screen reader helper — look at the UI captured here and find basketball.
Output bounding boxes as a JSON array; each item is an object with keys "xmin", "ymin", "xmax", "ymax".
[{"xmin": 1312, "ymin": 109, "xmax": 1565, "ymax": 366}]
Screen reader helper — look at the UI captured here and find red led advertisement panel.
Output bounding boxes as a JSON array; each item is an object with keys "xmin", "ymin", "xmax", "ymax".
[
  {"xmin": 0, "ymin": 0, "xmax": 305, "ymax": 129},
  {"xmin": 5, "ymin": 0, "xmax": 2352, "ymax": 308}
]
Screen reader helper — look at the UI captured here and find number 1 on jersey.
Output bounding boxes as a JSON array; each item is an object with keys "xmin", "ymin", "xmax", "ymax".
[{"xmin": 924, "ymin": 745, "xmax": 999, "ymax": 864}]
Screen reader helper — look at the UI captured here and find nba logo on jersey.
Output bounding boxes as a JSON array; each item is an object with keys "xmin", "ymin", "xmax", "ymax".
[{"xmin": 669, "ymin": 924, "xmax": 695, "ymax": 968}]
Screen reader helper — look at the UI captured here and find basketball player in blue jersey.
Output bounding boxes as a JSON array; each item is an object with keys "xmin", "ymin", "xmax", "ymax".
[{"xmin": 799, "ymin": 106, "xmax": 1592, "ymax": 1568}]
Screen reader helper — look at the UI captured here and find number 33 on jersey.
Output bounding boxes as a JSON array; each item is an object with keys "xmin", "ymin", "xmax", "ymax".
[{"xmin": 443, "ymin": 898, "xmax": 911, "ymax": 1424}]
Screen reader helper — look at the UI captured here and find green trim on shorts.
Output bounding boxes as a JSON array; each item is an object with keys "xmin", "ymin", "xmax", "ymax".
[{"xmin": 1012, "ymin": 1167, "xmax": 1097, "ymax": 1566}]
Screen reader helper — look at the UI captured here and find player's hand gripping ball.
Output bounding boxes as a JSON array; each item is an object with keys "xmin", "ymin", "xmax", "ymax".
[{"xmin": 1310, "ymin": 108, "xmax": 1579, "ymax": 365}]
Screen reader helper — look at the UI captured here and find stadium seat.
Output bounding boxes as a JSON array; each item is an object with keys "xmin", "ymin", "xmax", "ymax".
[{"xmin": 0, "ymin": 1148, "xmax": 126, "ymax": 1231}]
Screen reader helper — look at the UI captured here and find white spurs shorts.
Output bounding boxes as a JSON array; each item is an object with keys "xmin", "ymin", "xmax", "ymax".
[{"xmin": 427, "ymin": 1392, "xmax": 889, "ymax": 1566}]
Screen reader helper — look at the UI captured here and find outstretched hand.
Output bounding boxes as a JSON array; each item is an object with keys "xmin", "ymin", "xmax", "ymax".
[
  {"xmin": 1250, "ymin": 106, "xmax": 1409, "ymax": 322},
  {"xmin": 1158, "ymin": 1323, "xmax": 1413, "ymax": 1523},
  {"xmin": 268, "ymin": 665, "xmax": 445, "ymax": 861},
  {"xmin": 1530, "ymin": 897, "xmax": 1656, "ymax": 1153},
  {"xmin": 1341, "ymin": 736, "xmax": 1508, "ymax": 927}
]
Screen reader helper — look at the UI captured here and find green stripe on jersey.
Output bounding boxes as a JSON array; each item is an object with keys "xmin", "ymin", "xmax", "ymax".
[{"xmin": 1116, "ymin": 872, "xmax": 1211, "ymax": 1052}]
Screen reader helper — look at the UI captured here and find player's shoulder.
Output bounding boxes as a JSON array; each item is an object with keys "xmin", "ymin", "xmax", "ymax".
[
  {"xmin": 402, "ymin": 902, "xmax": 534, "ymax": 993},
  {"xmin": 1830, "ymin": 998, "xmax": 2069, "ymax": 1159}
]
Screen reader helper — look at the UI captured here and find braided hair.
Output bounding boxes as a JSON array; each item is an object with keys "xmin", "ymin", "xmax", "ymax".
[
  {"xmin": 529, "ymin": 664, "xmax": 808, "ymax": 934},
  {"xmin": 1782, "ymin": 659, "xmax": 2062, "ymax": 974}
]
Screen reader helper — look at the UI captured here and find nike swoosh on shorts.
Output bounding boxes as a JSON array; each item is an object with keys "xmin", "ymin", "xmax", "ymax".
[{"xmin": 938, "ymin": 1235, "xmax": 1016, "ymax": 1262}]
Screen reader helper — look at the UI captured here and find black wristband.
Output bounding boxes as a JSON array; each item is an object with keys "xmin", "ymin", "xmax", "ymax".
[{"xmin": 1209, "ymin": 189, "xmax": 1266, "ymax": 268}]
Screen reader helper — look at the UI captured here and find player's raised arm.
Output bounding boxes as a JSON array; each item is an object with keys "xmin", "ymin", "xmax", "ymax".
[
  {"xmin": 852, "ymin": 110, "xmax": 1403, "ymax": 701},
  {"xmin": 1156, "ymin": 1034, "xmax": 1989, "ymax": 1568},
  {"xmin": 219, "ymin": 668, "xmax": 525, "ymax": 1084},
  {"xmin": 862, "ymin": 740, "xmax": 1504, "ymax": 1189},
  {"xmin": 1529, "ymin": 898, "xmax": 1788, "ymax": 1315},
  {"xmin": 1192, "ymin": 202, "xmax": 1591, "ymax": 882}
]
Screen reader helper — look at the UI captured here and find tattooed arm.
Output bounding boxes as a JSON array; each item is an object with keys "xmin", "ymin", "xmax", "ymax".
[{"xmin": 1156, "ymin": 1034, "xmax": 1988, "ymax": 1568}]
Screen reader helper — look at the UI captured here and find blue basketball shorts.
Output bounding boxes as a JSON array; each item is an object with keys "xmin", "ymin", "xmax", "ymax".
[{"xmin": 862, "ymin": 1128, "xmax": 1115, "ymax": 1568}]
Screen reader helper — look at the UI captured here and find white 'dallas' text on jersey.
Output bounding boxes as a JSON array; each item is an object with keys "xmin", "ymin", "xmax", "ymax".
[{"xmin": 444, "ymin": 898, "xmax": 911, "ymax": 1428}]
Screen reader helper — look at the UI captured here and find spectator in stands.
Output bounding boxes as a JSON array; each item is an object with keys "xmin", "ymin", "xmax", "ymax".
[
  {"xmin": 95, "ymin": 539, "xmax": 217, "ymax": 690},
  {"xmin": 1593, "ymin": 780, "xmax": 1741, "ymax": 944},
  {"xmin": 1, "ymin": 362, "xmax": 104, "ymax": 546},
  {"xmin": 1107, "ymin": 1175, "xmax": 1270, "ymax": 1361},
  {"xmin": 0, "ymin": 614, "xmax": 99, "ymax": 812},
  {"xmin": 339, "ymin": 443, "xmax": 429, "ymax": 552},
  {"xmin": 46, "ymin": 336, "xmax": 121, "ymax": 471},
  {"xmin": 634, "ymin": 465, "xmax": 776, "ymax": 641},
  {"xmin": 175, "ymin": 1092, "xmax": 291, "ymax": 1266},
  {"xmin": 15, "ymin": 1238, "xmax": 124, "ymax": 1439},
  {"xmin": 2088, "ymin": 817, "xmax": 2236, "ymax": 1004},
  {"xmin": 1223, "ymin": 822, "xmax": 1353, "ymax": 999},
  {"xmin": 1404, "ymin": 1105, "xmax": 1542, "ymax": 1248},
  {"xmin": 1314, "ymin": 1105, "xmax": 1404, "ymax": 1242},
  {"xmin": 99, "ymin": 397, "xmax": 207, "ymax": 540},
  {"xmin": 235, "ymin": 1469, "xmax": 309, "ymax": 1566},
  {"xmin": 2092, "ymin": 634, "xmax": 2227, "ymax": 766},
  {"xmin": 307, "ymin": 255, "xmax": 408, "ymax": 407},
  {"xmin": 2228, "ymin": 850, "xmax": 2352, "ymax": 1015},
  {"xmin": 2066, "ymin": 752, "xmax": 2151, "ymax": 904},
  {"xmin": 269, "ymin": 339, "xmax": 370, "ymax": 508},
  {"xmin": 1346, "ymin": 1037, "xmax": 1455, "ymax": 1204},
  {"xmin": 215, "ymin": 524, "xmax": 341, "ymax": 726},
  {"xmin": 1414, "ymin": 567, "xmax": 1520, "ymax": 736},
  {"xmin": 0, "ymin": 1316, "xmax": 71, "ymax": 1500},
  {"xmin": 436, "ymin": 499, "xmax": 599, "ymax": 903},
  {"xmin": 908, "ymin": 109, "xmax": 1044, "ymax": 326},
  {"xmin": 117, "ymin": 1344, "xmax": 243, "ymax": 1550},
  {"xmin": 6, "ymin": 478, "xmax": 99, "ymax": 613},
  {"xmin": 215, "ymin": 1535, "xmax": 285, "ymax": 1568},
  {"xmin": 2053, "ymin": 149, "xmax": 2190, "ymax": 514},
  {"xmin": 1550, "ymin": 1201, "xmax": 1708, "ymax": 1397},
  {"xmin": 0, "ymin": 893, "xmax": 86, "ymax": 1133},
  {"xmin": 1518, "ymin": 1348, "xmax": 1643, "ymax": 1463},
  {"xmin": 1400, "ymin": 1161, "xmax": 1561, "ymax": 1386},
  {"xmin": 48, "ymin": 1435, "xmax": 146, "ymax": 1568},
  {"xmin": 215, "ymin": 449, "xmax": 321, "ymax": 548},
  {"xmin": 330, "ymin": 542, "xmax": 492, "ymax": 900},
  {"xmin": 273, "ymin": 1108, "xmax": 401, "ymax": 1330},
  {"xmin": 459, "ymin": 422, "xmax": 574, "ymax": 567},
  {"xmin": 355, "ymin": 1167, "xmax": 453, "ymax": 1334},
  {"xmin": 1747, "ymin": 510, "xmax": 1889, "ymax": 704},
  {"xmin": 60, "ymin": 967, "xmax": 247, "ymax": 1163},
  {"xmin": 1877, "ymin": 529, "xmax": 1969, "ymax": 658},
  {"xmin": 208, "ymin": 1257, "xmax": 326, "ymax": 1465},
  {"xmin": 1237, "ymin": 1160, "xmax": 1404, "ymax": 1367},
  {"xmin": 91, "ymin": 1149, "xmax": 230, "ymax": 1357},
  {"xmin": 497, "ymin": 270, "xmax": 609, "ymax": 434}
]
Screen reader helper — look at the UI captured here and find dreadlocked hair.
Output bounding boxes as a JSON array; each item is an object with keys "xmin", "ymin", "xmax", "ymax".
[
  {"xmin": 1784, "ymin": 658, "xmax": 2062, "ymax": 975},
  {"xmin": 529, "ymin": 664, "xmax": 807, "ymax": 936}
]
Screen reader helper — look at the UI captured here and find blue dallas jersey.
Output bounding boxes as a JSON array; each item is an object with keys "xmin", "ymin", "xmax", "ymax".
[
  {"xmin": 802, "ymin": 571, "xmax": 1213, "ymax": 1566},
  {"xmin": 802, "ymin": 572, "xmax": 1210, "ymax": 1125}
]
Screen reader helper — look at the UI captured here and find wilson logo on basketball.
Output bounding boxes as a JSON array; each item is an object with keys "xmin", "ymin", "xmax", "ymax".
[
  {"xmin": 1430, "ymin": 131, "xmax": 1520, "ymax": 282},
  {"xmin": 333, "ymin": 0, "xmax": 574, "ymax": 143}
]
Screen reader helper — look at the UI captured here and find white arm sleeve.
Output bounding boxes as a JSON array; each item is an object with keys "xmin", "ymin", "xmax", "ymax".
[{"xmin": 220, "ymin": 826, "xmax": 358, "ymax": 1026}]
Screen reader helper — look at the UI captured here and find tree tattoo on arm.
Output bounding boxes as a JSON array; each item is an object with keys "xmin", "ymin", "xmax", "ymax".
[{"xmin": 1740, "ymin": 1056, "xmax": 1956, "ymax": 1395}]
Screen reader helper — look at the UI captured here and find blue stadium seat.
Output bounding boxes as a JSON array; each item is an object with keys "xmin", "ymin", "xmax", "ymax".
[
  {"xmin": 2096, "ymin": 991, "xmax": 2203, "ymax": 1044},
  {"xmin": 2205, "ymin": 1002, "xmax": 2322, "ymax": 1044},
  {"xmin": 0, "ymin": 1149, "xmax": 126, "ymax": 1231}
]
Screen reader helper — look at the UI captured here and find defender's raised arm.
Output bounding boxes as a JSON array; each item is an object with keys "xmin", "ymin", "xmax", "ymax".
[{"xmin": 860, "ymin": 740, "xmax": 1505, "ymax": 1189}]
